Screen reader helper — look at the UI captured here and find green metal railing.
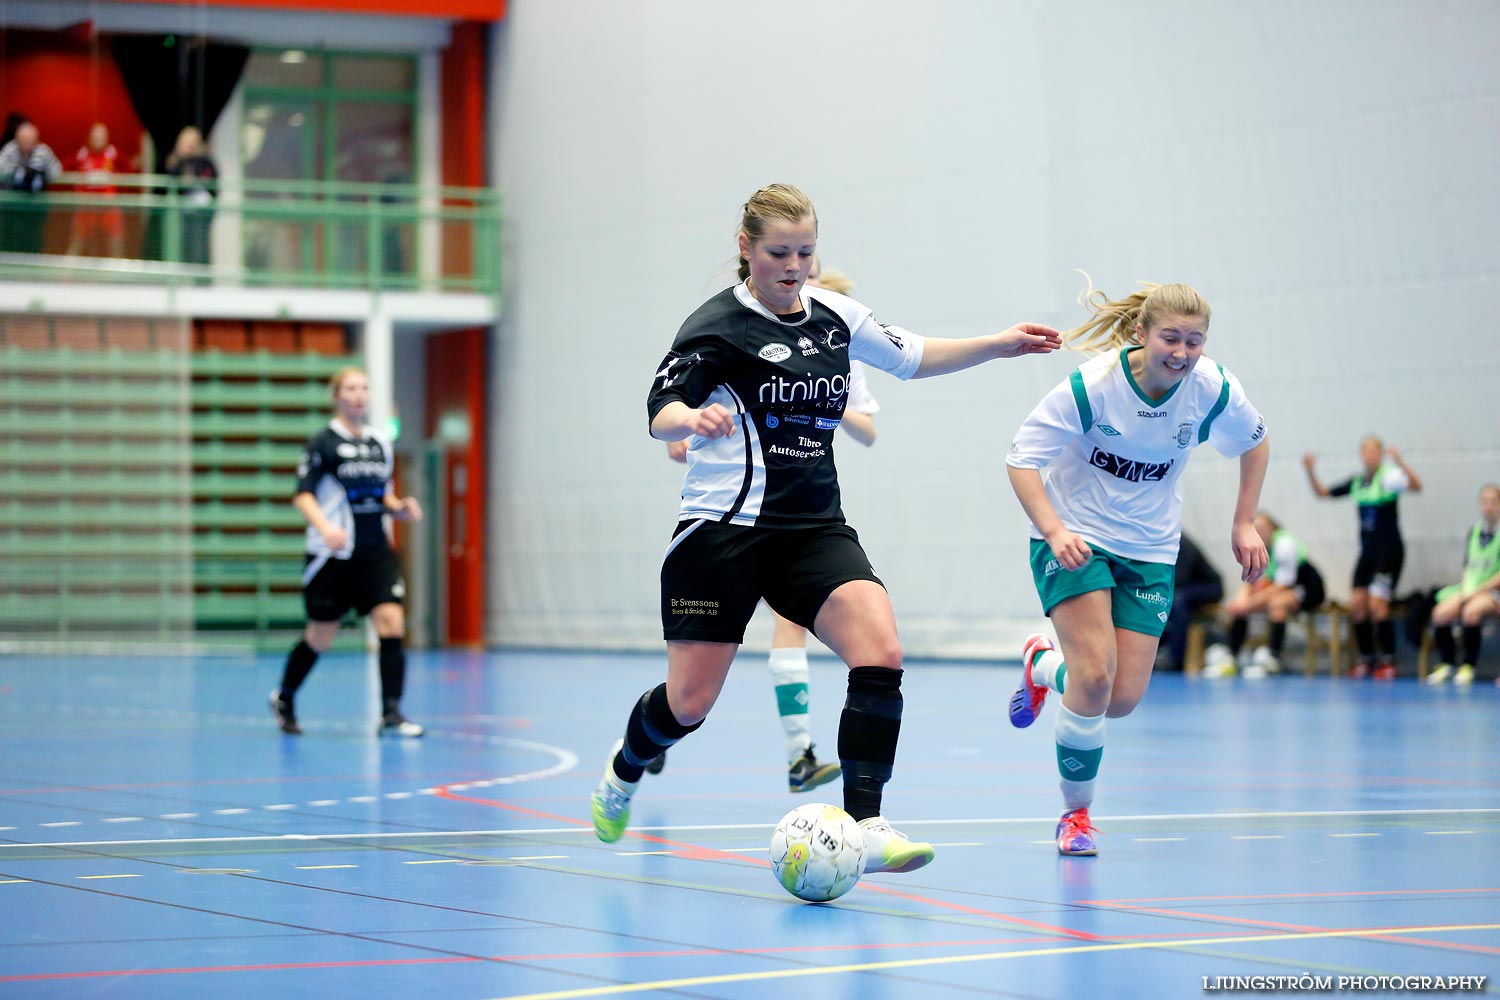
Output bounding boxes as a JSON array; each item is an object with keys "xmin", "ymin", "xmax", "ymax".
[{"xmin": 0, "ymin": 174, "xmax": 499, "ymax": 294}]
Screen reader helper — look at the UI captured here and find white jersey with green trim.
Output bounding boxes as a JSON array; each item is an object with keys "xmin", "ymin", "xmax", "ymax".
[{"xmin": 1006, "ymin": 347, "xmax": 1266, "ymax": 563}]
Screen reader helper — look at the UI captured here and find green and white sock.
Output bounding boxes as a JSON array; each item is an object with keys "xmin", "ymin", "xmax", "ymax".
[
  {"xmin": 1054, "ymin": 702, "xmax": 1105, "ymax": 811},
  {"xmin": 1031, "ymin": 647, "xmax": 1068, "ymax": 694},
  {"xmin": 769, "ymin": 646, "xmax": 813, "ymax": 764}
]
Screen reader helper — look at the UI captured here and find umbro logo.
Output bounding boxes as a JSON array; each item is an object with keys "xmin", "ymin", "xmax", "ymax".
[{"xmin": 1097, "ymin": 424, "xmax": 1121, "ymax": 436}]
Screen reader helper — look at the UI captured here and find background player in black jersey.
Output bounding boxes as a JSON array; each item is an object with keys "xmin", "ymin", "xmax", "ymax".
[
  {"xmin": 590, "ymin": 182, "xmax": 1060, "ymax": 876},
  {"xmin": 651, "ymin": 259, "xmax": 872, "ymax": 794},
  {"xmin": 1303, "ymin": 436, "xmax": 1422, "ymax": 679},
  {"xmin": 269, "ymin": 367, "xmax": 426, "ymax": 736}
]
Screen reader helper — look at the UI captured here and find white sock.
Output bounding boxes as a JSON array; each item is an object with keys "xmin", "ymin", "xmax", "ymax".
[
  {"xmin": 768, "ymin": 646, "xmax": 813, "ymax": 764},
  {"xmin": 1053, "ymin": 702, "xmax": 1106, "ymax": 812}
]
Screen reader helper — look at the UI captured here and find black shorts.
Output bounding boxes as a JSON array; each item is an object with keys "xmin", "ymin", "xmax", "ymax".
[
  {"xmin": 1352, "ymin": 543, "xmax": 1403, "ymax": 600},
  {"xmin": 303, "ymin": 547, "xmax": 404, "ymax": 622},
  {"xmin": 1294, "ymin": 562, "xmax": 1326, "ymax": 611},
  {"xmin": 660, "ymin": 519, "xmax": 883, "ymax": 643}
]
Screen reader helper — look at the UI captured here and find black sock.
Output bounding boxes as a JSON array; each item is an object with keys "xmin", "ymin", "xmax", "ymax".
[
  {"xmin": 1461, "ymin": 625, "xmax": 1483, "ymax": 665},
  {"xmin": 379, "ymin": 637, "xmax": 405, "ymax": 714},
  {"xmin": 1434, "ymin": 624, "xmax": 1458, "ymax": 664},
  {"xmin": 1353, "ymin": 620, "xmax": 1374, "ymax": 659},
  {"xmin": 279, "ymin": 640, "xmax": 319, "ymax": 699},
  {"xmin": 614, "ymin": 684, "xmax": 700, "ymax": 784},
  {"xmin": 1376, "ymin": 619, "xmax": 1395, "ymax": 658},
  {"xmin": 1228, "ymin": 618, "xmax": 1248, "ymax": 656},
  {"xmin": 1268, "ymin": 621, "xmax": 1287, "ymax": 657},
  {"xmin": 838, "ymin": 666, "xmax": 903, "ymax": 822}
]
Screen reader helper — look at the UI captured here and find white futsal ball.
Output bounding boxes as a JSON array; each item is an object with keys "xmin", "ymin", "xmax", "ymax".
[{"xmin": 769, "ymin": 803, "xmax": 865, "ymax": 902}]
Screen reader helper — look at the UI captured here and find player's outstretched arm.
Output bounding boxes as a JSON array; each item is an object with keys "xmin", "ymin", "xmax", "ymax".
[{"xmin": 913, "ymin": 324, "xmax": 1061, "ymax": 378}]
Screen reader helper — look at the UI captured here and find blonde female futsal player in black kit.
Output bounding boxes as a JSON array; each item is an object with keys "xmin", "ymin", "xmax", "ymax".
[
  {"xmin": 591, "ymin": 183, "xmax": 1061, "ymax": 874},
  {"xmin": 1005, "ymin": 280, "xmax": 1269, "ymax": 856},
  {"xmin": 652, "ymin": 259, "xmax": 870, "ymax": 793},
  {"xmin": 269, "ymin": 367, "xmax": 426, "ymax": 737}
]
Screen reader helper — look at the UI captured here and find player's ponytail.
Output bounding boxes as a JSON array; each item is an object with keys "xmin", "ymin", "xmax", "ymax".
[{"xmin": 1064, "ymin": 273, "xmax": 1211, "ymax": 355}]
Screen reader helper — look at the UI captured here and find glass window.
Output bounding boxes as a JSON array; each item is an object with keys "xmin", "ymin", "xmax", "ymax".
[
  {"xmin": 333, "ymin": 55, "xmax": 416, "ymax": 93},
  {"xmin": 243, "ymin": 50, "xmax": 323, "ymax": 89}
]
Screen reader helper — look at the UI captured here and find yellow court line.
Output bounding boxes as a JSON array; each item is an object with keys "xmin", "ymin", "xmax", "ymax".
[
  {"xmin": 295, "ymin": 865, "xmax": 358, "ymax": 870},
  {"xmin": 490, "ymin": 923, "xmax": 1500, "ymax": 1000},
  {"xmin": 77, "ymin": 874, "xmax": 141, "ymax": 880},
  {"xmin": 0, "ymin": 879, "xmax": 30, "ymax": 884}
]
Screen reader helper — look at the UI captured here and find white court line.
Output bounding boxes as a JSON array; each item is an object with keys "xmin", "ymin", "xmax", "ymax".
[{"xmin": 3, "ymin": 807, "xmax": 1496, "ymax": 850}]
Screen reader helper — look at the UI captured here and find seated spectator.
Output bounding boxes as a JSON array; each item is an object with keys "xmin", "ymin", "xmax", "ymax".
[
  {"xmin": 1206, "ymin": 513, "xmax": 1326, "ymax": 678},
  {"xmin": 1427, "ymin": 483, "xmax": 1500, "ymax": 687},
  {"xmin": 0, "ymin": 121, "xmax": 63, "ymax": 253},
  {"xmin": 1158, "ymin": 531, "xmax": 1224, "ymax": 672},
  {"xmin": 66, "ymin": 122, "xmax": 126, "ymax": 259}
]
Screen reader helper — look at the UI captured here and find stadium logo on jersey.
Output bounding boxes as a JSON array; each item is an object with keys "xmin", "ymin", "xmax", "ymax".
[
  {"xmin": 1175, "ymin": 422, "xmax": 1194, "ymax": 448},
  {"xmin": 1097, "ymin": 424, "xmax": 1121, "ymax": 436},
  {"xmin": 759, "ymin": 372, "xmax": 849, "ymax": 405},
  {"xmin": 1088, "ymin": 447, "xmax": 1173, "ymax": 483},
  {"xmin": 1137, "ymin": 410, "xmax": 1166, "ymax": 419},
  {"xmin": 1250, "ymin": 417, "xmax": 1266, "ymax": 443},
  {"xmin": 797, "ymin": 336, "xmax": 819, "ymax": 357},
  {"xmin": 879, "ymin": 323, "xmax": 903, "ymax": 350},
  {"xmin": 759, "ymin": 343, "xmax": 793, "ymax": 363},
  {"xmin": 820, "ymin": 325, "xmax": 849, "ymax": 350}
]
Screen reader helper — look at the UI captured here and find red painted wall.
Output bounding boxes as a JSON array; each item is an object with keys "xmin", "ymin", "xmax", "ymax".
[
  {"xmin": 125, "ymin": 0, "xmax": 504, "ymax": 21},
  {"xmin": 424, "ymin": 327, "xmax": 488, "ymax": 647},
  {"xmin": 1, "ymin": 29, "xmax": 146, "ymax": 168}
]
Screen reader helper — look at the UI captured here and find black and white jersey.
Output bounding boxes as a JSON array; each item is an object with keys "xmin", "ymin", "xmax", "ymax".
[
  {"xmin": 647, "ymin": 281, "xmax": 923, "ymax": 527},
  {"xmin": 294, "ymin": 420, "xmax": 394, "ymax": 557}
]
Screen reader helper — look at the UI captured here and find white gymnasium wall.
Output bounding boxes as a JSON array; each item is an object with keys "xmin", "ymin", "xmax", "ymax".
[{"xmin": 487, "ymin": 0, "xmax": 1500, "ymax": 655}]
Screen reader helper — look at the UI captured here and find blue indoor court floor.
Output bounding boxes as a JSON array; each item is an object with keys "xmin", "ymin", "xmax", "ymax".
[{"xmin": 0, "ymin": 648, "xmax": 1496, "ymax": 999}]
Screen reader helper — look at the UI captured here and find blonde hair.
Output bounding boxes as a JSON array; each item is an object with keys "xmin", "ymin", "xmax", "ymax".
[
  {"xmin": 328, "ymin": 366, "xmax": 367, "ymax": 403},
  {"xmin": 737, "ymin": 183, "xmax": 817, "ymax": 281},
  {"xmin": 809, "ymin": 263, "xmax": 853, "ymax": 295},
  {"xmin": 1064, "ymin": 273, "xmax": 1212, "ymax": 354}
]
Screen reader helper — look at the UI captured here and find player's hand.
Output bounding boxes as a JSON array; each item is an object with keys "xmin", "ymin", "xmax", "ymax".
[
  {"xmin": 1232, "ymin": 522, "xmax": 1267, "ymax": 583},
  {"xmin": 1386, "ymin": 446, "xmax": 1403, "ymax": 464},
  {"xmin": 394, "ymin": 497, "xmax": 424, "ymax": 523},
  {"xmin": 994, "ymin": 323, "xmax": 1063, "ymax": 358},
  {"xmin": 665, "ymin": 440, "xmax": 688, "ymax": 463},
  {"xmin": 1044, "ymin": 528, "xmax": 1093, "ymax": 571},
  {"xmin": 687, "ymin": 403, "xmax": 736, "ymax": 440},
  {"xmin": 320, "ymin": 525, "xmax": 350, "ymax": 551},
  {"xmin": 1301, "ymin": 452, "xmax": 1317, "ymax": 471}
]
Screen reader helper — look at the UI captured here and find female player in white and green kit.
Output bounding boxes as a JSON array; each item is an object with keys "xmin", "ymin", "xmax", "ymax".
[{"xmin": 1004, "ymin": 280, "xmax": 1270, "ymax": 855}]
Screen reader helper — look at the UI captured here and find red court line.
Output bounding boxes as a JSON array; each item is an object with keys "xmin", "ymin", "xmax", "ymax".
[
  {"xmin": 1082, "ymin": 888, "xmax": 1500, "ymax": 905},
  {"xmin": 0, "ymin": 957, "xmax": 474, "ymax": 983},
  {"xmin": 434, "ymin": 784, "xmax": 1104, "ymax": 941}
]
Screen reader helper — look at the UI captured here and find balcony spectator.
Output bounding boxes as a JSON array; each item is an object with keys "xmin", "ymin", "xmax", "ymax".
[
  {"xmin": 164, "ymin": 126, "xmax": 218, "ymax": 274},
  {"xmin": 0, "ymin": 121, "xmax": 63, "ymax": 254},
  {"xmin": 66, "ymin": 123, "xmax": 126, "ymax": 259}
]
